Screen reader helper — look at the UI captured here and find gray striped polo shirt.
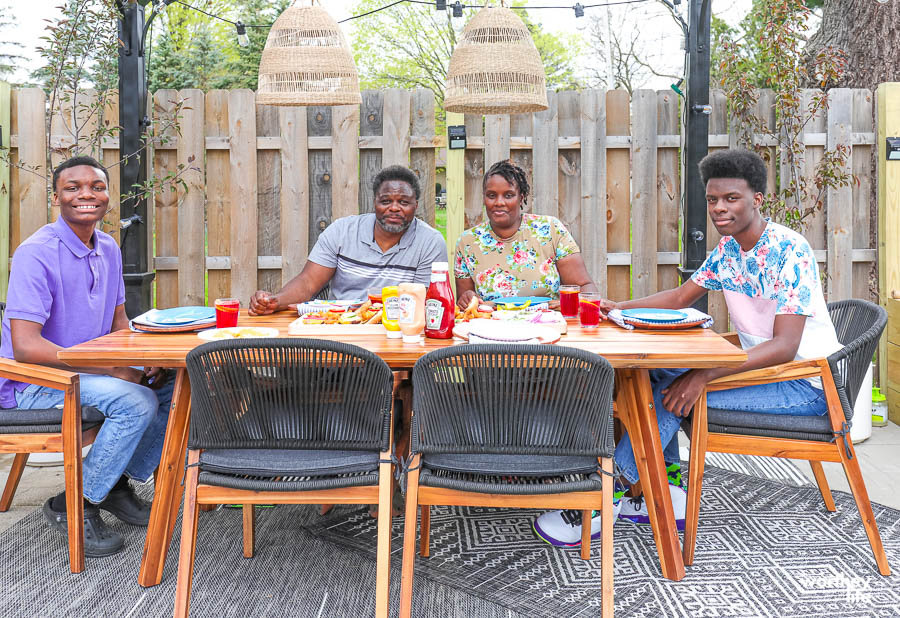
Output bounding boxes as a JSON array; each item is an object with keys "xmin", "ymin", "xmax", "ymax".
[{"xmin": 307, "ymin": 213, "xmax": 448, "ymax": 300}]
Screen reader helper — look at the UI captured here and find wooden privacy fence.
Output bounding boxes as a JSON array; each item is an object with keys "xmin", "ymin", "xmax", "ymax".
[{"xmin": 1, "ymin": 86, "xmax": 878, "ymax": 330}]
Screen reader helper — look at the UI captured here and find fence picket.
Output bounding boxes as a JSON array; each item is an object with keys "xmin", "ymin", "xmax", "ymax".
[
  {"xmin": 280, "ymin": 106, "xmax": 309, "ymax": 286},
  {"xmin": 256, "ymin": 102, "xmax": 282, "ymax": 296},
  {"xmin": 485, "ymin": 114, "xmax": 510, "ymax": 170},
  {"xmin": 558, "ymin": 91, "xmax": 581, "ymax": 244},
  {"xmin": 631, "ymin": 90, "xmax": 658, "ymax": 298},
  {"xmin": 802, "ymin": 89, "xmax": 827, "ymax": 250},
  {"xmin": 331, "ymin": 104, "xmax": 360, "ymax": 222},
  {"xmin": 852, "ymin": 89, "xmax": 874, "ymax": 302},
  {"xmin": 152, "ymin": 90, "xmax": 180, "ymax": 309},
  {"xmin": 382, "ymin": 88, "xmax": 411, "ymax": 168},
  {"xmin": 826, "ymin": 88, "xmax": 854, "ymax": 301},
  {"xmin": 0, "ymin": 81, "xmax": 9, "ymax": 299},
  {"xmin": 657, "ymin": 90, "xmax": 680, "ymax": 293},
  {"xmin": 533, "ymin": 90, "xmax": 559, "ymax": 218},
  {"xmin": 358, "ymin": 90, "xmax": 384, "ymax": 215},
  {"xmin": 606, "ymin": 90, "xmax": 631, "ymax": 302},
  {"xmin": 463, "ymin": 114, "xmax": 484, "ymax": 230},
  {"xmin": 177, "ymin": 89, "xmax": 205, "ymax": 305},
  {"xmin": 307, "ymin": 106, "xmax": 332, "ymax": 251},
  {"xmin": 205, "ymin": 90, "xmax": 231, "ymax": 304},
  {"xmin": 227, "ymin": 90, "xmax": 259, "ymax": 302},
  {"xmin": 100, "ymin": 93, "xmax": 120, "ymax": 244},
  {"xmin": 410, "ymin": 89, "xmax": 436, "ymax": 227},
  {"xmin": 580, "ymin": 89, "xmax": 607, "ymax": 295},
  {"xmin": 16, "ymin": 89, "xmax": 47, "ymax": 245},
  {"xmin": 707, "ymin": 89, "xmax": 729, "ymax": 330}
]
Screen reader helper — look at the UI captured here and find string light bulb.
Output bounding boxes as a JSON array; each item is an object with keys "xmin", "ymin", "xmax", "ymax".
[
  {"xmin": 452, "ymin": 1, "xmax": 463, "ymax": 18},
  {"xmin": 436, "ymin": 0, "xmax": 446, "ymax": 9},
  {"xmin": 235, "ymin": 21, "xmax": 250, "ymax": 47},
  {"xmin": 574, "ymin": 3, "xmax": 584, "ymax": 18}
]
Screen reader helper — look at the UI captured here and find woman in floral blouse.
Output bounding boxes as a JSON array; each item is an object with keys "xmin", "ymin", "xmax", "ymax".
[{"xmin": 454, "ymin": 160, "xmax": 598, "ymax": 308}]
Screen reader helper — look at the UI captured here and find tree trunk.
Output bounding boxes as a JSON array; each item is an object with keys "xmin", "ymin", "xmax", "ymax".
[{"xmin": 806, "ymin": 0, "xmax": 900, "ymax": 90}]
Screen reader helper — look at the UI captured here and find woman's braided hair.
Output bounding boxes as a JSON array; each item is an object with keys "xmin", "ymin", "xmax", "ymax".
[{"xmin": 483, "ymin": 159, "xmax": 530, "ymax": 206}]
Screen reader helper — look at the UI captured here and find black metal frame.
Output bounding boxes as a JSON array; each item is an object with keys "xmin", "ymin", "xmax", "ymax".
[{"xmin": 680, "ymin": 0, "xmax": 712, "ymax": 310}]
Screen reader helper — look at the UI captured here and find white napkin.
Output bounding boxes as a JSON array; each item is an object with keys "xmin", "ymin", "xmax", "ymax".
[
  {"xmin": 469, "ymin": 334, "xmax": 540, "ymax": 345},
  {"xmin": 608, "ymin": 307, "xmax": 714, "ymax": 330}
]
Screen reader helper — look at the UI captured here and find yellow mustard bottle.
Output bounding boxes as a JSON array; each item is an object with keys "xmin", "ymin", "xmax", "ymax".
[{"xmin": 382, "ymin": 286, "xmax": 402, "ymax": 338}]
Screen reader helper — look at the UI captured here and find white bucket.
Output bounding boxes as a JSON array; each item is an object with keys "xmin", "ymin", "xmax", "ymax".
[{"xmin": 850, "ymin": 364, "xmax": 873, "ymax": 443}]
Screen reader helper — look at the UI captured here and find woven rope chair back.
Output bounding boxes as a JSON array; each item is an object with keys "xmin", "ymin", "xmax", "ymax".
[
  {"xmin": 826, "ymin": 299, "xmax": 887, "ymax": 421},
  {"xmin": 186, "ymin": 339, "xmax": 393, "ymax": 452},
  {"xmin": 411, "ymin": 344, "xmax": 615, "ymax": 458},
  {"xmin": 257, "ymin": 5, "xmax": 361, "ymax": 106},
  {"xmin": 444, "ymin": 6, "xmax": 548, "ymax": 114}
]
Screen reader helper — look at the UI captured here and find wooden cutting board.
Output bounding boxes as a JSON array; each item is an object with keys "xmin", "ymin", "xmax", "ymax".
[{"xmin": 287, "ymin": 319, "xmax": 389, "ymax": 337}]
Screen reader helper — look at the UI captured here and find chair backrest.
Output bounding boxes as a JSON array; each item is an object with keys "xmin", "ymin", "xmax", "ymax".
[
  {"xmin": 827, "ymin": 299, "xmax": 888, "ymax": 421},
  {"xmin": 411, "ymin": 344, "xmax": 615, "ymax": 458},
  {"xmin": 185, "ymin": 338, "xmax": 394, "ymax": 452}
]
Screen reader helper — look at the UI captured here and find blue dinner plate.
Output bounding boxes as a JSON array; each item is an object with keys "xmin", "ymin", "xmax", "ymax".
[
  {"xmin": 140, "ymin": 306, "xmax": 216, "ymax": 325},
  {"xmin": 494, "ymin": 296, "xmax": 551, "ymax": 307},
  {"xmin": 621, "ymin": 308, "xmax": 688, "ymax": 323}
]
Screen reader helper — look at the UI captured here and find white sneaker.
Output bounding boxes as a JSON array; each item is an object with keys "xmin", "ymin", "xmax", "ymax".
[
  {"xmin": 533, "ymin": 502, "xmax": 622, "ymax": 548},
  {"xmin": 617, "ymin": 484, "xmax": 687, "ymax": 531}
]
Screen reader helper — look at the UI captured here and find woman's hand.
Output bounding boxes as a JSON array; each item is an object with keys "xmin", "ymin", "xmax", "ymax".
[
  {"xmin": 661, "ymin": 369, "xmax": 711, "ymax": 417},
  {"xmin": 457, "ymin": 289, "xmax": 480, "ymax": 310}
]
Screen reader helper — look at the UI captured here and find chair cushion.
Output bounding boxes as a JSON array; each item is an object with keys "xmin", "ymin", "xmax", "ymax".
[
  {"xmin": 705, "ymin": 408, "xmax": 834, "ymax": 442},
  {"xmin": 423, "ymin": 453, "xmax": 600, "ymax": 477},
  {"xmin": 0, "ymin": 405, "xmax": 104, "ymax": 433},
  {"xmin": 199, "ymin": 448, "xmax": 381, "ymax": 477}
]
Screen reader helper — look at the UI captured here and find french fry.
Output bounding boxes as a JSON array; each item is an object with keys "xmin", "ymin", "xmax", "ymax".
[
  {"xmin": 463, "ymin": 296, "xmax": 479, "ymax": 320},
  {"xmin": 365, "ymin": 309, "xmax": 383, "ymax": 324}
]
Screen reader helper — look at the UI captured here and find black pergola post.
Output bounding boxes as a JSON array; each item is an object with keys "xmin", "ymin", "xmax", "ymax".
[
  {"xmin": 681, "ymin": 0, "xmax": 711, "ymax": 311},
  {"xmin": 117, "ymin": 0, "xmax": 154, "ymax": 317}
]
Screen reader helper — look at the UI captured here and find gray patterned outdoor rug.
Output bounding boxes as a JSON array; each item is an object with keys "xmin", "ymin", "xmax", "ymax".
[{"xmin": 1, "ymin": 455, "xmax": 898, "ymax": 617}]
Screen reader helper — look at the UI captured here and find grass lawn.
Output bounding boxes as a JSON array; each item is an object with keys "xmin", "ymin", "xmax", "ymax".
[{"xmin": 435, "ymin": 207, "xmax": 447, "ymax": 240}]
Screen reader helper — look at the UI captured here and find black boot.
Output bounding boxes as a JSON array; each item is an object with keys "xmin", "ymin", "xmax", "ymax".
[
  {"xmin": 98, "ymin": 479, "xmax": 152, "ymax": 526},
  {"xmin": 42, "ymin": 497, "xmax": 125, "ymax": 558}
]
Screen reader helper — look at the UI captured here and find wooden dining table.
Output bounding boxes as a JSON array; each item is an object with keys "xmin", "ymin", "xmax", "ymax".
[{"xmin": 57, "ymin": 311, "xmax": 746, "ymax": 585}]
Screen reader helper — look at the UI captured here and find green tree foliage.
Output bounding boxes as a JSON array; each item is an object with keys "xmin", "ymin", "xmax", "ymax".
[
  {"xmin": 350, "ymin": 0, "xmax": 582, "ymax": 107},
  {"xmin": 718, "ymin": 0, "xmax": 851, "ymax": 230},
  {"xmin": 221, "ymin": 0, "xmax": 289, "ymax": 89}
]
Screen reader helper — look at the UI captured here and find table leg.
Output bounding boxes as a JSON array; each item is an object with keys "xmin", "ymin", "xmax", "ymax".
[
  {"xmin": 139, "ymin": 368, "xmax": 193, "ymax": 587},
  {"xmin": 616, "ymin": 369, "xmax": 685, "ymax": 581}
]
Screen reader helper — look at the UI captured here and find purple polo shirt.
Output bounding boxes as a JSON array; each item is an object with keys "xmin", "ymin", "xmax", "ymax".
[{"xmin": 0, "ymin": 218, "xmax": 125, "ymax": 408}]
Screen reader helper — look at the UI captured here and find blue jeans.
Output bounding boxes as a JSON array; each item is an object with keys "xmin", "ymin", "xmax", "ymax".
[
  {"xmin": 615, "ymin": 368, "xmax": 827, "ymax": 485},
  {"xmin": 15, "ymin": 373, "xmax": 174, "ymax": 503}
]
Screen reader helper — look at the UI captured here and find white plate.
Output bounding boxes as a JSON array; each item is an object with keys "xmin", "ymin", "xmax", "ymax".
[
  {"xmin": 453, "ymin": 319, "xmax": 560, "ymax": 344},
  {"xmin": 197, "ymin": 326, "xmax": 280, "ymax": 340}
]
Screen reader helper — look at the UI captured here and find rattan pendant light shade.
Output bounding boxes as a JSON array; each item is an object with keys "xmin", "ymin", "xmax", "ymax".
[
  {"xmin": 257, "ymin": 5, "xmax": 361, "ymax": 106},
  {"xmin": 444, "ymin": 6, "xmax": 548, "ymax": 115}
]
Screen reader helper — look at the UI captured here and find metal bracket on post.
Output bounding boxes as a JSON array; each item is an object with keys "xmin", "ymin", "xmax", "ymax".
[
  {"xmin": 680, "ymin": 0, "xmax": 712, "ymax": 312},
  {"xmin": 117, "ymin": 0, "xmax": 154, "ymax": 316}
]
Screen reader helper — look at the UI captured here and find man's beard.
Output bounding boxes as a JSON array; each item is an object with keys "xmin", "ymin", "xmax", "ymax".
[{"xmin": 376, "ymin": 215, "xmax": 412, "ymax": 234}]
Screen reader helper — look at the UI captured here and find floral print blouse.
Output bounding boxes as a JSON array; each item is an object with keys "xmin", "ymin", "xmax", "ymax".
[{"xmin": 454, "ymin": 213, "xmax": 580, "ymax": 301}]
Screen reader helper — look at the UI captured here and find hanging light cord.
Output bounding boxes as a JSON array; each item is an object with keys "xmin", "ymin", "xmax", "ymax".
[{"xmin": 170, "ymin": 0, "xmax": 657, "ymax": 29}]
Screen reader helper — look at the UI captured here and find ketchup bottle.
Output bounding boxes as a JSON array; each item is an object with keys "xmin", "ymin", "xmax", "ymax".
[{"xmin": 424, "ymin": 262, "xmax": 455, "ymax": 339}]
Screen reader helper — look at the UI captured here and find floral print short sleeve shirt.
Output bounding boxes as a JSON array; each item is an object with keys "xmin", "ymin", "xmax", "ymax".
[{"xmin": 454, "ymin": 213, "xmax": 580, "ymax": 301}]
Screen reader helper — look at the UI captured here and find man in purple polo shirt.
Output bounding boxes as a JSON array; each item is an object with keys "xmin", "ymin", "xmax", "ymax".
[{"xmin": 0, "ymin": 156, "xmax": 173, "ymax": 557}]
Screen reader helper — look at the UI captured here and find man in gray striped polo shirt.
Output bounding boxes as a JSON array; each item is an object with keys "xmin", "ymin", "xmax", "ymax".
[{"xmin": 249, "ymin": 165, "xmax": 447, "ymax": 313}]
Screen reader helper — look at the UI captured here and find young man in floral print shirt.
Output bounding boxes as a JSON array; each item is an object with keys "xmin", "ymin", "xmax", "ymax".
[{"xmin": 535, "ymin": 148, "xmax": 842, "ymax": 548}]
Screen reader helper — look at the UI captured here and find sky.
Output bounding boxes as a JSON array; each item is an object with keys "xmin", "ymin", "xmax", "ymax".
[{"xmin": 4, "ymin": 0, "xmax": 754, "ymax": 88}]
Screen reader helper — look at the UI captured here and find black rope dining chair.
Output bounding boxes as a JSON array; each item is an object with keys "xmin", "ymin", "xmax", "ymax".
[
  {"xmin": 176, "ymin": 339, "xmax": 395, "ymax": 618},
  {"xmin": 399, "ymin": 344, "xmax": 616, "ymax": 618},
  {"xmin": 684, "ymin": 299, "xmax": 890, "ymax": 576}
]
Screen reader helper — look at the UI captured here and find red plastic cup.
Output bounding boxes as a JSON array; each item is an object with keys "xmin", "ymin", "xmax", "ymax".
[
  {"xmin": 214, "ymin": 298, "xmax": 240, "ymax": 328},
  {"xmin": 579, "ymin": 293, "xmax": 602, "ymax": 328},
  {"xmin": 559, "ymin": 285, "xmax": 580, "ymax": 319}
]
